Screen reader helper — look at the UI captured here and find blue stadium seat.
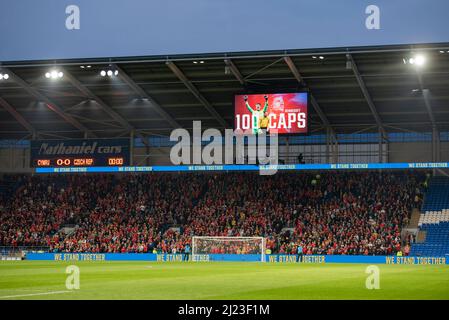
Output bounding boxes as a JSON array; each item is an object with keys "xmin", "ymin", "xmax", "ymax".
[{"xmin": 412, "ymin": 177, "xmax": 449, "ymax": 256}]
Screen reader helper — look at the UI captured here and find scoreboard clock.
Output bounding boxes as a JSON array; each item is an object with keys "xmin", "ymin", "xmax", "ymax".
[{"xmin": 30, "ymin": 138, "xmax": 130, "ymax": 168}]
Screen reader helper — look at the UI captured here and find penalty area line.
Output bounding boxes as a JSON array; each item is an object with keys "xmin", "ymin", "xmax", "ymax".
[{"xmin": 0, "ymin": 290, "xmax": 71, "ymax": 299}]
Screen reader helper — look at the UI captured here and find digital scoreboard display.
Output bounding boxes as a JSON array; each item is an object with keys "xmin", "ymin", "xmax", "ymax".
[
  {"xmin": 30, "ymin": 138, "xmax": 130, "ymax": 168},
  {"xmin": 234, "ymin": 93, "xmax": 308, "ymax": 135}
]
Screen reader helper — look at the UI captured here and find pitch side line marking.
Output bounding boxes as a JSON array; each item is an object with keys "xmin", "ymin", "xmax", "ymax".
[{"xmin": 0, "ymin": 290, "xmax": 71, "ymax": 299}]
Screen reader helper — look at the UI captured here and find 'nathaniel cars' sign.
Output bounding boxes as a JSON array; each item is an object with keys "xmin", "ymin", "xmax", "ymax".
[{"xmin": 30, "ymin": 138, "xmax": 130, "ymax": 167}]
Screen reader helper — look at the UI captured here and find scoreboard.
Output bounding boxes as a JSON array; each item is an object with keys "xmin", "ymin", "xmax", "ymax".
[
  {"xmin": 30, "ymin": 138, "xmax": 130, "ymax": 168},
  {"xmin": 34, "ymin": 157, "xmax": 125, "ymax": 167}
]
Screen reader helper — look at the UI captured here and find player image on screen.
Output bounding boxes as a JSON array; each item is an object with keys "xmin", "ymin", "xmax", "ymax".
[
  {"xmin": 235, "ymin": 93, "xmax": 308, "ymax": 134},
  {"xmin": 244, "ymin": 95, "xmax": 269, "ymax": 134},
  {"xmin": 272, "ymin": 95, "xmax": 285, "ymax": 112}
]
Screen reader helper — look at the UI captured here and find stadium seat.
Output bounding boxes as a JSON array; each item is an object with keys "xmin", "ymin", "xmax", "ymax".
[{"xmin": 412, "ymin": 176, "xmax": 449, "ymax": 256}]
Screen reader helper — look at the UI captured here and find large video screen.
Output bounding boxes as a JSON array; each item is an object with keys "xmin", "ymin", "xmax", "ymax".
[{"xmin": 234, "ymin": 93, "xmax": 308, "ymax": 135}]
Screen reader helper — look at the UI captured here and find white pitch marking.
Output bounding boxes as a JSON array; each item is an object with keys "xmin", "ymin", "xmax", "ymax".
[{"xmin": 0, "ymin": 290, "xmax": 71, "ymax": 299}]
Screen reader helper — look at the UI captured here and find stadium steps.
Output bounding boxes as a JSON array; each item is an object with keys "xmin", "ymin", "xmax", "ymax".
[
  {"xmin": 408, "ymin": 208, "xmax": 421, "ymax": 228},
  {"xmin": 281, "ymin": 227, "xmax": 295, "ymax": 234},
  {"xmin": 416, "ymin": 231, "xmax": 427, "ymax": 243},
  {"xmin": 401, "ymin": 208, "xmax": 421, "ymax": 245},
  {"xmin": 61, "ymin": 226, "xmax": 76, "ymax": 236},
  {"xmin": 55, "ymin": 225, "xmax": 77, "ymax": 240}
]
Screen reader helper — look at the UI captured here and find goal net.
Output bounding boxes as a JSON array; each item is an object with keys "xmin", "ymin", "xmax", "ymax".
[{"xmin": 191, "ymin": 236, "xmax": 266, "ymax": 262}]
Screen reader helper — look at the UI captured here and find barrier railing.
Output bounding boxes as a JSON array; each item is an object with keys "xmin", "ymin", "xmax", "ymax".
[
  {"xmin": 0, "ymin": 246, "xmax": 50, "ymax": 255},
  {"xmin": 24, "ymin": 252, "xmax": 449, "ymax": 265},
  {"xmin": 35, "ymin": 162, "xmax": 449, "ymax": 174}
]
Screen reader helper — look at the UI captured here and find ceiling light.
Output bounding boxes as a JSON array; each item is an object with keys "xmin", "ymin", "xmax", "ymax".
[
  {"xmin": 100, "ymin": 67, "xmax": 118, "ymax": 77},
  {"xmin": 414, "ymin": 55, "xmax": 426, "ymax": 66},
  {"xmin": 404, "ymin": 54, "xmax": 426, "ymax": 67},
  {"xmin": 45, "ymin": 69, "xmax": 63, "ymax": 79}
]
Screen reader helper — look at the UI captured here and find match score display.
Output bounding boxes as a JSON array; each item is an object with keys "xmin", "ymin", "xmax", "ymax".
[
  {"xmin": 234, "ymin": 93, "xmax": 308, "ymax": 135},
  {"xmin": 31, "ymin": 139, "xmax": 130, "ymax": 168},
  {"xmin": 34, "ymin": 157, "xmax": 125, "ymax": 167}
]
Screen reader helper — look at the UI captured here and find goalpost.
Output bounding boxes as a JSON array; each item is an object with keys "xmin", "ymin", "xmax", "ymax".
[{"xmin": 191, "ymin": 236, "xmax": 266, "ymax": 262}]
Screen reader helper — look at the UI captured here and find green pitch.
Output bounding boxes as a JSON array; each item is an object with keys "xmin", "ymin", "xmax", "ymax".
[{"xmin": 0, "ymin": 261, "xmax": 448, "ymax": 300}]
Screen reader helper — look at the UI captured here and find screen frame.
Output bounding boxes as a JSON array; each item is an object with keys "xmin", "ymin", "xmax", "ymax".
[{"xmin": 233, "ymin": 90, "xmax": 310, "ymax": 137}]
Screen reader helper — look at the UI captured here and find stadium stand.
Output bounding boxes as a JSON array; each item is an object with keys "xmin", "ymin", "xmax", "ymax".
[
  {"xmin": 411, "ymin": 176, "xmax": 449, "ymax": 256},
  {"xmin": 0, "ymin": 171, "xmax": 426, "ymax": 256}
]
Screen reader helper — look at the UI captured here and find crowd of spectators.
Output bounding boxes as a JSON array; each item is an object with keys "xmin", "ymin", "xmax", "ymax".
[{"xmin": 0, "ymin": 171, "xmax": 425, "ymax": 255}]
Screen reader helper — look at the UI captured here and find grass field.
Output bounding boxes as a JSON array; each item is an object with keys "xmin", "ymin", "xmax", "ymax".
[{"xmin": 0, "ymin": 261, "xmax": 448, "ymax": 300}]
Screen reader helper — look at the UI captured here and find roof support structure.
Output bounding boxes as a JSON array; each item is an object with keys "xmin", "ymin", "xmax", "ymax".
[
  {"xmin": 417, "ymin": 74, "xmax": 436, "ymax": 127},
  {"xmin": 347, "ymin": 54, "xmax": 387, "ymax": 141},
  {"xmin": 2, "ymin": 67, "xmax": 95, "ymax": 138},
  {"xmin": 38, "ymin": 131, "xmax": 80, "ymax": 140},
  {"xmin": 422, "ymin": 89, "xmax": 436, "ymax": 125},
  {"xmin": 283, "ymin": 56, "xmax": 337, "ymax": 142},
  {"xmin": 224, "ymin": 59, "xmax": 246, "ymax": 85},
  {"xmin": 0, "ymin": 96, "xmax": 36, "ymax": 136},
  {"xmin": 166, "ymin": 61, "xmax": 228, "ymax": 128},
  {"xmin": 3, "ymin": 45, "xmax": 449, "ymax": 69},
  {"xmin": 113, "ymin": 64, "xmax": 181, "ymax": 128},
  {"xmin": 61, "ymin": 67, "xmax": 149, "ymax": 145},
  {"xmin": 68, "ymin": 114, "xmax": 125, "ymax": 130},
  {"xmin": 416, "ymin": 73, "xmax": 439, "ymax": 161},
  {"xmin": 245, "ymin": 57, "xmax": 284, "ymax": 80},
  {"xmin": 61, "ymin": 68, "xmax": 133, "ymax": 131},
  {"xmin": 62, "ymin": 100, "xmax": 91, "ymax": 113}
]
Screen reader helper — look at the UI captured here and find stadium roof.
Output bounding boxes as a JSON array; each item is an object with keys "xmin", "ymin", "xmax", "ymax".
[{"xmin": 1, "ymin": 44, "xmax": 449, "ymax": 140}]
